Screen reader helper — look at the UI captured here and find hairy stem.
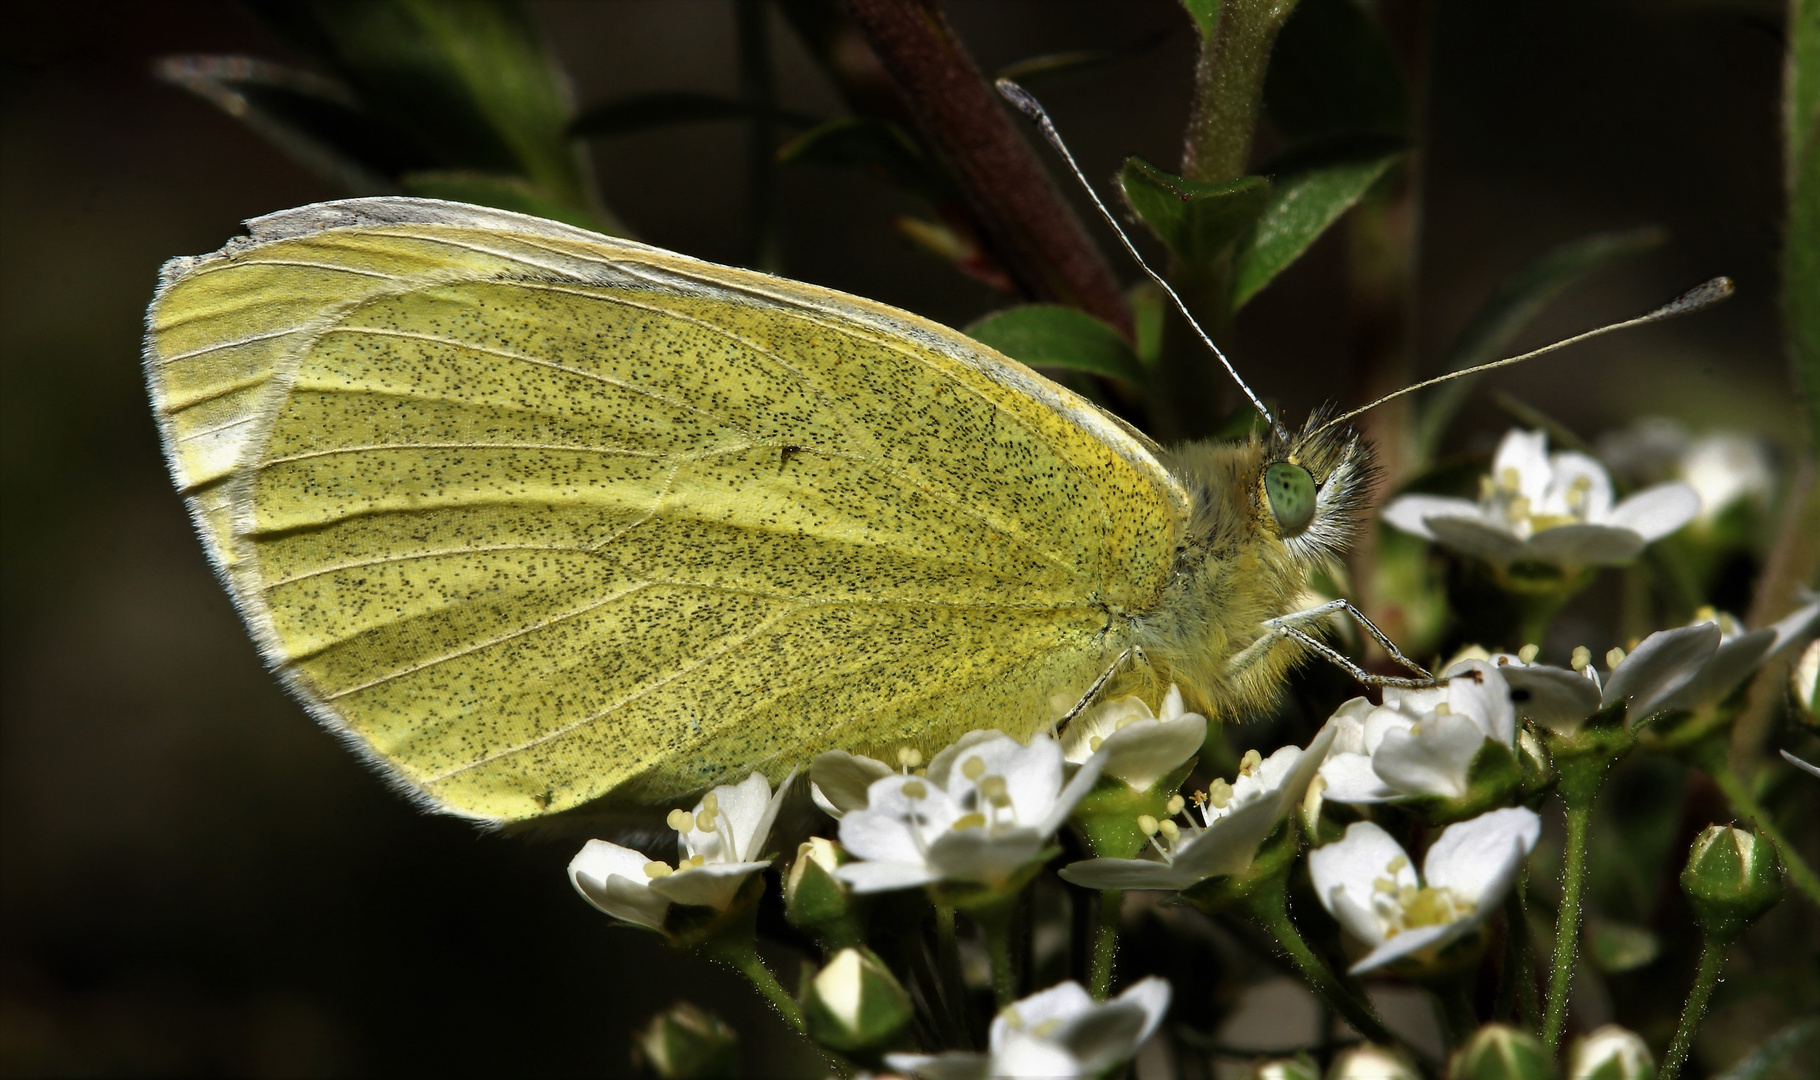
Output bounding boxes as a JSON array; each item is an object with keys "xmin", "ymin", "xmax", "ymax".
[
  {"xmin": 1660, "ymin": 939, "xmax": 1725, "ymax": 1080},
  {"xmin": 1244, "ymin": 881, "xmax": 1401, "ymax": 1051},
  {"xmin": 1181, "ymin": 0, "xmax": 1300, "ymax": 184},
  {"xmin": 1542, "ymin": 796, "xmax": 1592, "ymax": 1053},
  {"xmin": 1089, "ymin": 889, "xmax": 1121, "ymax": 1000},
  {"xmin": 722, "ymin": 943, "xmax": 805, "ymax": 1032},
  {"xmin": 977, "ymin": 904, "xmax": 1020, "ymax": 1009}
]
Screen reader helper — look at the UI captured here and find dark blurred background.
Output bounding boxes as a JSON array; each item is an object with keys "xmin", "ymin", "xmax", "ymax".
[{"xmin": 0, "ymin": 2, "xmax": 1802, "ymax": 1076}]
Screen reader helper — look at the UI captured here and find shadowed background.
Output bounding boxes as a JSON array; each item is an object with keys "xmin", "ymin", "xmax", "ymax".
[{"xmin": 0, "ymin": 1, "xmax": 1800, "ymax": 1075}]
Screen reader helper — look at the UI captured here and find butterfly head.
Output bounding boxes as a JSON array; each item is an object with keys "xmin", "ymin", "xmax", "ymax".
[{"xmin": 1257, "ymin": 410, "xmax": 1376, "ymax": 568}]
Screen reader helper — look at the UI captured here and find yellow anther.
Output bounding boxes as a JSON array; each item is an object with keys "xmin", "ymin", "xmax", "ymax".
[
  {"xmin": 643, "ymin": 861, "xmax": 675, "ymax": 879},
  {"xmin": 695, "ymin": 809, "xmax": 718, "ymax": 832},
  {"xmin": 1031, "ymin": 1018, "xmax": 1063, "ymax": 1038},
  {"xmin": 1567, "ymin": 474, "xmax": 1593, "ymax": 511},
  {"xmin": 1373, "ymin": 876, "xmax": 1398, "ymax": 894},
  {"xmin": 1518, "ymin": 643, "xmax": 1541, "ymax": 664},
  {"xmin": 901, "ymin": 780, "xmax": 928, "ymax": 800},
  {"xmin": 1606, "ymin": 647, "xmax": 1627, "ymax": 670},
  {"xmin": 1694, "ymin": 605, "xmax": 1717, "ymax": 622},
  {"xmin": 1158, "ymin": 820, "xmax": 1180, "ymax": 842},
  {"xmin": 1508, "ymin": 495, "xmax": 1532, "ymax": 523},
  {"xmin": 977, "ymin": 775, "xmax": 1010, "ymax": 806},
  {"xmin": 1137, "ymin": 814, "xmax": 1160, "ymax": 837},
  {"xmin": 687, "ymin": 854, "xmax": 705, "ymax": 868},
  {"xmin": 1498, "ymin": 466, "xmax": 1522, "ymax": 493},
  {"xmin": 1001, "ymin": 1007, "xmax": 1024, "ymax": 1031},
  {"xmin": 951, "ymin": 812, "xmax": 987, "ymax": 831},
  {"xmin": 1165, "ymin": 794, "xmax": 1186, "ymax": 816},
  {"xmin": 1239, "ymin": 749, "xmax": 1262, "ymax": 775},
  {"xmin": 1089, "ymin": 736, "xmax": 1104, "ymax": 752},
  {"xmin": 961, "ymin": 755, "xmax": 986, "ymax": 780},
  {"xmin": 1115, "ymin": 713, "xmax": 1142, "ymax": 730},
  {"xmin": 897, "ymin": 746, "xmax": 924, "ymax": 769},
  {"xmin": 1479, "ymin": 475, "xmax": 1498, "ymax": 500},
  {"xmin": 1387, "ymin": 854, "xmax": 1408, "ymax": 874},
  {"xmin": 1571, "ymin": 646, "xmax": 1592, "ymax": 671},
  {"xmin": 701, "ymin": 792, "xmax": 720, "ymax": 815},
  {"xmin": 667, "ymin": 809, "xmax": 695, "ymax": 833},
  {"xmin": 1208, "ymin": 779, "xmax": 1233, "ymax": 809},
  {"xmin": 1433, "ymin": 702, "xmax": 1453, "ymax": 716}
]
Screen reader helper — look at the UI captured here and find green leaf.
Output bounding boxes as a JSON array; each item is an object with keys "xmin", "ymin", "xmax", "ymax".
[
  {"xmin": 777, "ymin": 117, "xmax": 950, "ymax": 201},
  {"xmin": 246, "ymin": 0, "xmax": 591, "ymax": 208},
  {"xmin": 1230, "ymin": 141, "xmax": 1401, "ymax": 309},
  {"xmin": 1118, "ymin": 157, "xmax": 1270, "ymax": 268},
  {"xmin": 965, "ymin": 305, "xmax": 1146, "ymax": 383},
  {"xmin": 993, "ymin": 30, "xmax": 1168, "ymax": 89},
  {"xmin": 1264, "ymin": 0, "xmax": 1407, "ymax": 142},
  {"xmin": 1413, "ymin": 227, "xmax": 1664, "ymax": 460},
  {"xmin": 153, "ymin": 55, "xmax": 430, "ymax": 193},
  {"xmin": 1585, "ymin": 919, "xmax": 1660, "ymax": 973},
  {"xmin": 570, "ymin": 91, "xmax": 821, "ymax": 138},
  {"xmin": 398, "ymin": 171, "xmax": 614, "ymax": 231}
]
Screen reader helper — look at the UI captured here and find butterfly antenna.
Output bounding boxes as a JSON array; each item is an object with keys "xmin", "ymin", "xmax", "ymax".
[
  {"xmin": 1308, "ymin": 276, "xmax": 1737, "ymax": 440},
  {"xmin": 995, "ymin": 78, "xmax": 1289, "ymax": 443}
]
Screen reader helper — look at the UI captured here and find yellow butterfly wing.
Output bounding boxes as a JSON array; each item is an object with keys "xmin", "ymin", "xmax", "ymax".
[{"xmin": 144, "ymin": 198, "xmax": 1190, "ymax": 821}]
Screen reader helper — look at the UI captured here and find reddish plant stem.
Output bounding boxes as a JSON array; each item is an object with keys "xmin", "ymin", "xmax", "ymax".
[{"xmin": 842, "ymin": 0, "xmax": 1133, "ymax": 334}]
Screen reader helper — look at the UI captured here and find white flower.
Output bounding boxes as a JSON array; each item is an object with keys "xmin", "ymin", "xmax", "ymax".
[
  {"xmin": 1568, "ymin": 1024, "xmax": 1656, "ymax": 1080},
  {"xmin": 569, "ymin": 770, "xmax": 795, "ymax": 927},
  {"xmin": 1309, "ymin": 807, "xmax": 1541, "ymax": 973},
  {"xmin": 1317, "ymin": 661, "xmax": 1515, "ymax": 805},
  {"xmin": 834, "ymin": 731, "xmax": 1104, "ymax": 894},
  {"xmin": 885, "ymin": 977, "xmax": 1170, "ymax": 1080},
  {"xmin": 1597, "ymin": 417, "xmax": 1774, "ymax": 526},
  {"xmin": 1058, "ymin": 724, "xmax": 1337, "ymax": 891},
  {"xmin": 809, "ymin": 750, "xmax": 896, "ymax": 818},
  {"xmin": 1061, "ymin": 684, "xmax": 1208, "ymax": 792},
  {"xmin": 1382, "ymin": 428, "xmax": 1698, "ymax": 567},
  {"xmin": 1498, "ymin": 598, "xmax": 1820, "ymax": 735}
]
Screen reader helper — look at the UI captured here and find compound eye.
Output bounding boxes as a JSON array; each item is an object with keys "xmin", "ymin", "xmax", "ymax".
[{"xmin": 1265, "ymin": 462, "xmax": 1318, "ymax": 537}]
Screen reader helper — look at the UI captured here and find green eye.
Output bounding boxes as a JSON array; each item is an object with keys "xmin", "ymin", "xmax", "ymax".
[{"xmin": 1265, "ymin": 462, "xmax": 1318, "ymax": 536}]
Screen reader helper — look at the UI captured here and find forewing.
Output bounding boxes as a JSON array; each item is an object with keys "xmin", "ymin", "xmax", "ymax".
[{"xmin": 145, "ymin": 198, "xmax": 1188, "ymax": 820}]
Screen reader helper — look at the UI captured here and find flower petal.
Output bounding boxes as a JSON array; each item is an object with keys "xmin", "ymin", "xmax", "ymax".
[
  {"xmin": 1446, "ymin": 660, "xmax": 1515, "ymax": 746},
  {"xmin": 926, "ymin": 729, "xmax": 1009, "ymax": 788},
  {"xmin": 648, "ymin": 860, "xmax": 770, "ymax": 909},
  {"xmin": 992, "ymin": 1035, "xmax": 1087, "ymax": 1079},
  {"xmin": 839, "ymin": 774, "xmax": 963, "ymax": 863},
  {"xmin": 1499, "ymin": 663, "xmax": 1602, "ymax": 734},
  {"xmin": 884, "ymin": 1051, "xmax": 992, "ymax": 1080},
  {"xmin": 1309, "ymin": 821, "xmax": 1415, "ymax": 945},
  {"xmin": 1602, "ymin": 622, "xmax": 1722, "ymax": 716},
  {"xmin": 1494, "ymin": 429, "xmax": 1553, "ymax": 502},
  {"xmin": 1370, "ymin": 712, "xmax": 1487, "ymax": 799},
  {"xmin": 1659, "ymin": 628, "xmax": 1774, "ymax": 712},
  {"xmin": 1036, "ymin": 745, "xmax": 1107, "ymax": 836},
  {"xmin": 1525, "ymin": 523, "xmax": 1645, "ymax": 565},
  {"xmin": 991, "ymin": 981, "xmax": 1094, "ymax": 1050},
  {"xmin": 1350, "ymin": 921, "xmax": 1471, "ymax": 974},
  {"xmin": 1422, "ymin": 807, "xmax": 1540, "ymax": 906},
  {"xmin": 1093, "ymin": 712, "xmax": 1207, "ymax": 792},
  {"xmin": 926, "ymin": 826, "xmax": 1047, "ymax": 886},
  {"xmin": 1426, "ymin": 515, "xmax": 1531, "ymax": 564},
  {"xmin": 568, "ymin": 840, "xmax": 670, "ymax": 930},
  {"xmin": 1605, "ymin": 481, "xmax": 1700, "ymax": 541},
  {"xmin": 835, "ymin": 859, "xmax": 940, "ymax": 894},
  {"xmin": 1380, "ymin": 494, "xmax": 1481, "ymax": 541},
  {"xmin": 1319, "ymin": 752, "xmax": 1402, "ymax": 804},
  {"xmin": 1057, "ymin": 856, "xmax": 1194, "ymax": 891},
  {"xmin": 809, "ymin": 751, "xmax": 894, "ymax": 817}
]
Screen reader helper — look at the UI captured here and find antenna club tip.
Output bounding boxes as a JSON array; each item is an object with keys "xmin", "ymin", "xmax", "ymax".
[
  {"xmin": 1654, "ymin": 275, "xmax": 1736, "ymax": 318},
  {"xmin": 995, "ymin": 78, "xmax": 1040, "ymax": 115}
]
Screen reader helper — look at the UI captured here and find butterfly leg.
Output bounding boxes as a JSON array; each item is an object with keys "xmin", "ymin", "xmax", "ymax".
[
  {"xmin": 1052, "ymin": 646, "xmax": 1151, "ymax": 734},
  {"xmin": 1263, "ymin": 600, "xmax": 1434, "ymax": 680},
  {"xmin": 1275, "ymin": 626, "xmax": 1438, "ymax": 689}
]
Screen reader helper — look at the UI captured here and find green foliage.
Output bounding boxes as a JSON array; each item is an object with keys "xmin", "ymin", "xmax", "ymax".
[
  {"xmin": 1119, "ymin": 157, "xmax": 1271, "ymax": 268},
  {"xmin": 1230, "ymin": 140, "xmax": 1402, "ymax": 309},
  {"xmin": 965, "ymin": 305, "xmax": 1147, "ymax": 382}
]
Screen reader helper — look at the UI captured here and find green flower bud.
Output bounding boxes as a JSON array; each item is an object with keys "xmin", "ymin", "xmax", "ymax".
[
  {"xmin": 1568, "ymin": 1024, "xmax": 1656, "ymax": 1080},
  {"xmin": 1329, "ymin": 1044, "xmax": 1421, "ymax": 1080},
  {"xmin": 1255, "ymin": 1054, "xmax": 1321, "ymax": 1080},
  {"xmin": 785, "ymin": 838, "xmax": 854, "ymax": 934},
  {"xmin": 1448, "ymin": 1023, "xmax": 1558, "ymax": 1080},
  {"xmin": 802, "ymin": 947, "xmax": 913, "ymax": 1053},
  {"xmin": 1517, "ymin": 728, "xmax": 1555, "ymax": 798},
  {"xmin": 632, "ymin": 1002, "xmax": 739, "ymax": 1080},
  {"xmin": 1680, "ymin": 825, "xmax": 1783, "ymax": 941}
]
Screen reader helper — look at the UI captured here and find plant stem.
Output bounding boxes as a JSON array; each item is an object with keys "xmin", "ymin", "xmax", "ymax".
[
  {"xmin": 1542, "ymin": 796, "xmax": 1592, "ymax": 1053},
  {"xmin": 1499, "ymin": 870, "xmax": 1540, "ymax": 1029},
  {"xmin": 1712, "ymin": 761, "xmax": 1820, "ymax": 907},
  {"xmin": 842, "ymin": 0, "xmax": 1132, "ymax": 332},
  {"xmin": 1660, "ymin": 938, "xmax": 1726, "ymax": 1080},
  {"xmin": 722, "ymin": 943, "xmax": 805, "ymax": 1032},
  {"xmin": 977, "ymin": 904, "xmax": 1020, "ymax": 1009},
  {"xmin": 1244, "ymin": 882, "xmax": 1400, "ymax": 1051},
  {"xmin": 1181, "ymin": 0, "xmax": 1300, "ymax": 184},
  {"xmin": 1089, "ymin": 889, "xmax": 1121, "ymax": 1000}
]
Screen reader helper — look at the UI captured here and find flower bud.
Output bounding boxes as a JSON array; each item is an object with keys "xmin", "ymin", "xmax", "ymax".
[
  {"xmin": 1448, "ymin": 1023, "xmax": 1557, "ymax": 1080},
  {"xmin": 1793, "ymin": 639, "xmax": 1819, "ymax": 727},
  {"xmin": 1255, "ymin": 1055, "xmax": 1320, "ymax": 1080},
  {"xmin": 1329, "ymin": 1044, "xmax": 1420, "ymax": 1080},
  {"xmin": 802, "ymin": 947, "xmax": 913, "ymax": 1052},
  {"xmin": 1680, "ymin": 825, "xmax": 1784, "ymax": 941},
  {"xmin": 785, "ymin": 838, "xmax": 853, "ymax": 932},
  {"xmin": 632, "ymin": 1002, "xmax": 739, "ymax": 1080},
  {"xmin": 1567, "ymin": 1024, "xmax": 1656, "ymax": 1080}
]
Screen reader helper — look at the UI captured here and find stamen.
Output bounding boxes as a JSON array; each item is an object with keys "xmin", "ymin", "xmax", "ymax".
[
  {"xmin": 1137, "ymin": 815, "xmax": 1159, "ymax": 837},
  {"xmin": 1518, "ymin": 643, "xmax": 1541, "ymax": 664},
  {"xmin": 666, "ymin": 809, "xmax": 695, "ymax": 834},
  {"xmin": 1157, "ymin": 819, "xmax": 1180, "ymax": 843},
  {"xmin": 897, "ymin": 746, "xmax": 924, "ymax": 771},
  {"xmin": 902, "ymin": 780, "xmax": 928, "ymax": 800},
  {"xmin": 1165, "ymin": 794, "xmax": 1186, "ymax": 816},
  {"xmin": 644, "ymin": 861, "xmax": 674, "ymax": 879},
  {"xmin": 1571, "ymin": 646, "xmax": 1592, "ymax": 672},
  {"xmin": 1433, "ymin": 702, "xmax": 1453, "ymax": 716},
  {"xmin": 951, "ymin": 812, "xmax": 987, "ymax": 831},
  {"xmin": 978, "ymin": 775, "xmax": 1010, "ymax": 808},
  {"xmin": 961, "ymin": 755, "xmax": 986, "ymax": 781},
  {"xmin": 1089, "ymin": 736, "xmax": 1104, "ymax": 752},
  {"xmin": 1239, "ymin": 749, "xmax": 1262, "ymax": 775},
  {"xmin": 1207, "ymin": 779, "xmax": 1233, "ymax": 810},
  {"xmin": 1606, "ymin": 647, "xmax": 1626, "ymax": 670}
]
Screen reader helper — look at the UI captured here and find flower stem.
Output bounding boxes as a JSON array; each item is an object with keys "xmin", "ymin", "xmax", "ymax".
[
  {"xmin": 1243, "ymin": 882, "xmax": 1400, "ymax": 1051},
  {"xmin": 1495, "ymin": 870, "xmax": 1540, "ymax": 1028},
  {"xmin": 975, "ymin": 905, "xmax": 1020, "ymax": 1009},
  {"xmin": 720, "ymin": 943, "xmax": 804, "ymax": 1032},
  {"xmin": 1711, "ymin": 765, "xmax": 1820, "ymax": 907},
  {"xmin": 1089, "ymin": 889, "xmax": 1121, "ymax": 1000},
  {"xmin": 1542, "ymin": 795, "xmax": 1593, "ymax": 1053},
  {"xmin": 1660, "ymin": 938, "xmax": 1726, "ymax": 1080}
]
